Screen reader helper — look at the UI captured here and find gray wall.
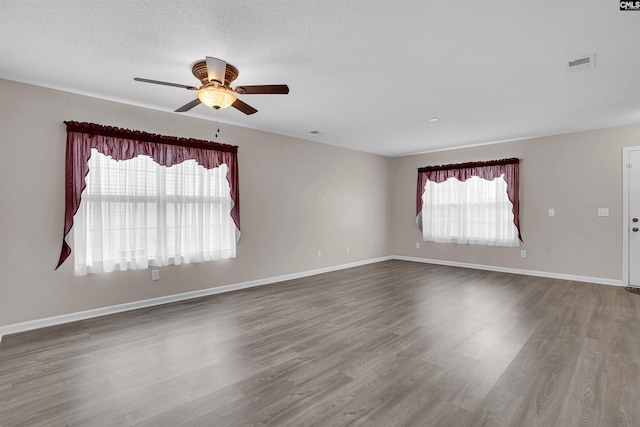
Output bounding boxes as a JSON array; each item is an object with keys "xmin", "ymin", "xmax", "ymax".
[
  {"xmin": 0, "ymin": 79, "xmax": 391, "ymax": 327},
  {"xmin": 1, "ymin": 78, "xmax": 638, "ymax": 329},
  {"xmin": 390, "ymin": 124, "xmax": 640, "ymax": 281}
]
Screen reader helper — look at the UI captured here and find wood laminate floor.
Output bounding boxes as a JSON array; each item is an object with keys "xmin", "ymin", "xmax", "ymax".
[{"xmin": 1, "ymin": 260, "xmax": 639, "ymax": 426}]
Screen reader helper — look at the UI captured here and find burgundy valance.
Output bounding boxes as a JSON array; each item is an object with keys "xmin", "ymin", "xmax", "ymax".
[
  {"xmin": 57, "ymin": 121, "xmax": 240, "ymax": 269},
  {"xmin": 416, "ymin": 157, "xmax": 521, "ymax": 241}
]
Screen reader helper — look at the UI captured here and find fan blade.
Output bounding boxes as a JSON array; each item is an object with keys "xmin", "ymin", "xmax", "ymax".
[
  {"xmin": 134, "ymin": 77, "xmax": 197, "ymax": 90},
  {"xmin": 236, "ymin": 84, "xmax": 289, "ymax": 95},
  {"xmin": 174, "ymin": 98, "xmax": 201, "ymax": 112},
  {"xmin": 232, "ymin": 99, "xmax": 258, "ymax": 115},
  {"xmin": 205, "ymin": 57, "xmax": 226, "ymax": 85}
]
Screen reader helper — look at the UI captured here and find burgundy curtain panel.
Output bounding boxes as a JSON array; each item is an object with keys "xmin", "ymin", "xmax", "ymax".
[
  {"xmin": 416, "ymin": 157, "xmax": 522, "ymax": 241},
  {"xmin": 56, "ymin": 121, "xmax": 240, "ymax": 269}
]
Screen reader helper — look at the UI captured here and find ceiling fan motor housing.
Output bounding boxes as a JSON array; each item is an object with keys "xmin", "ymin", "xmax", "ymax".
[{"xmin": 191, "ymin": 61, "xmax": 239, "ymax": 88}]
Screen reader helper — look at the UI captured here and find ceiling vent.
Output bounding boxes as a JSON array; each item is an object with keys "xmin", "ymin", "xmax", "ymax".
[{"xmin": 567, "ymin": 54, "xmax": 595, "ymax": 72}]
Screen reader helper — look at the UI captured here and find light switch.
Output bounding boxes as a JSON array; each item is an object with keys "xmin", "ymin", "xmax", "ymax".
[
  {"xmin": 548, "ymin": 208, "xmax": 555, "ymax": 217},
  {"xmin": 598, "ymin": 208, "xmax": 609, "ymax": 217}
]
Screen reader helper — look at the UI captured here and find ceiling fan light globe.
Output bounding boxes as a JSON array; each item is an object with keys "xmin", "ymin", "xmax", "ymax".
[{"xmin": 196, "ymin": 86, "xmax": 236, "ymax": 109}]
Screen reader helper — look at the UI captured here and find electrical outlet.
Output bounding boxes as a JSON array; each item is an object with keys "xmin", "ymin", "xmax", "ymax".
[
  {"xmin": 151, "ymin": 269, "xmax": 160, "ymax": 281},
  {"xmin": 548, "ymin": 208, "xmax": 555, "ymax": 217},
  {"xmin": 346, "ymin": 246, "xmax": 350, "ymax": 253},
  {"xmin": 416, "ymin": 242, "xmax": 420, "ymax": 249},
  {"xmin": 317, "ymin": 250, "xmax": 322, "ymax": 258},
  {"xmin": 521, "ymin": 250, "xmax": 526, "ymax": 258},
  {"xmin": 597, "ymin": 208, "xmax": 609, "ymax": 217}
]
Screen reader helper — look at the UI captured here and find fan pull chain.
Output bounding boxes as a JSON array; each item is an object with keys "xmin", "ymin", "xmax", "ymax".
[{"xmin": 215, "ymin": 110, "xmax": 220, "ymax": 138}]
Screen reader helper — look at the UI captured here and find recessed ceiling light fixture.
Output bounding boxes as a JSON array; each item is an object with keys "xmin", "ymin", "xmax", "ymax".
[{"xmin": 428, "ymin": 117, "xmax": 440, "ymax": 122}]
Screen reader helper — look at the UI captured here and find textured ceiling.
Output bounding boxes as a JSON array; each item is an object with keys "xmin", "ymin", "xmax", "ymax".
[{"xmin": 1, "ymin": 1, "xmax": 639, "ymax": 156}]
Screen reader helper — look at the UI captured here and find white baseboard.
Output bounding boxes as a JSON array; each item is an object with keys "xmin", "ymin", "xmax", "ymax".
[
  {"xmin": 0, "ymin": 254, "xmax": 621, "ymax": 339},
  {"xmin": 0, "ymin": 256, "xmax": 392, "ymax": 338},
  {"xmin": 393, "ymin": 255, "xmax": 623, "ymax": 287}
]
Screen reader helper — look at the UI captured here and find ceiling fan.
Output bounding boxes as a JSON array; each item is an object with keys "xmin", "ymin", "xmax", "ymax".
[{"xmin": 134, "ymin": 57, "xmax": 289, "ymax": 115}]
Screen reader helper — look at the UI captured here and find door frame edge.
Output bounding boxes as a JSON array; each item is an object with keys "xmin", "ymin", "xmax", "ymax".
[{"xmin": 622, "ymin": 146, "xmax": 640, "ymax": 287}]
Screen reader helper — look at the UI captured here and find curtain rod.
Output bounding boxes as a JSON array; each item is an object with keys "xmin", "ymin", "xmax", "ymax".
[
  {"xmin": 64, "ymin": 121, "xmax": 237, "ymax": 153},
  {"xmin": 418, "ymin": 157, "xmax": 521, "ymax": 172}
]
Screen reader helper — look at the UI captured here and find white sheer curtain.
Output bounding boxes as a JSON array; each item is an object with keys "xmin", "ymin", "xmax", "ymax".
[
  {"xmin": 422, "ymin": 174, "xmax": 519, "ymax": 247},
  {"xmin": 73, "ymin": 149, "xmax": 236, "ymax": 275}
]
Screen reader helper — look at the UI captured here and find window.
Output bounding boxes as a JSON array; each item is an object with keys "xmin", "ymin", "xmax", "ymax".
[
  {"xmin": 57, "ymin": 121, "xmax": 240, "ymax": 275},
  {"xmin": 73, "ymin": 150, "xmax": 236, "ymax": 275},
  {"xmin": 422, "ymin": 175, "xmax": 518, "ymax": 246},
  {"xmin": 416, "ymin": 158, "xmax": 521, "ymax": 247}
]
